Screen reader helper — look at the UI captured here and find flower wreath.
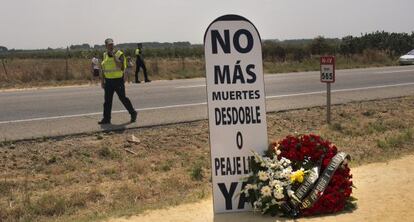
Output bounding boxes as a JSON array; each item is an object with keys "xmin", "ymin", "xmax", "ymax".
[{"xmin": 242, "ymin": 134, "xmax": 356, "ymax": 217}]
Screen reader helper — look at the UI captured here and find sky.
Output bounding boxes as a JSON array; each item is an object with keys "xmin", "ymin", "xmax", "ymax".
[{"xmin": 1, "ymin": 0, "xmax": 414, "ymax": 49}]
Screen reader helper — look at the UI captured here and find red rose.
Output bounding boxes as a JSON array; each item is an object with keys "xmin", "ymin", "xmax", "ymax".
[{"xmin": 273, "ymin": 134, "xmax": 353, "ymax": 217}]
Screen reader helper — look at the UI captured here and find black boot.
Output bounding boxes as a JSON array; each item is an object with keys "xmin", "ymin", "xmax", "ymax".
[
  {"xmin": 130, "ymin": 111, "xmax": 137, "ymax": 123},
  {"xmin": 98, "ymin": 119, "xmax": 111, "ymax": 125}
]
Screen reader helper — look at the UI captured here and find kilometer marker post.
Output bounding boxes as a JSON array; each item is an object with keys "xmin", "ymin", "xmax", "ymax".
[{"xmin": 320, "ymin": 56, "xmax": 335, "ymax": 124}]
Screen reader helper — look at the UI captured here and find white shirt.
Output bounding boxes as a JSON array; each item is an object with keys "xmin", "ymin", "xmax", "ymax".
[{"xmin": 92, "ymin": 57, "xmax": 99, "ymax": 70}]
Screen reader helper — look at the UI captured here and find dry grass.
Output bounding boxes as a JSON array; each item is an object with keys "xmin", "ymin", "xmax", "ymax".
[
  {"xmin": 0, "ymin": 52, "xmax": 398, "ymax": 89},
  {"xmin": 267, "ymin": 97, "xmax": 414, "ymax": 166},
  {"xmin": 145, "ymin": 58, "xmax": 205, "ymax": 80},
  {"xmin": 0, "ymin": 122, "xmax": 210, "ymax": 222},
  {"xmin": 1, "ymin": 96, "xmax": 414, "ymax": 221},
  {"xmin": 0, "ymin": 58, "xmax": 206, "ymax": 89},
  {"xmin": 0, "ymin": 59, "xmax": 94, "ymax": 88},
  {"xmin": 264, "ymin": 51, "xmax": 396, "ymax": 73}
]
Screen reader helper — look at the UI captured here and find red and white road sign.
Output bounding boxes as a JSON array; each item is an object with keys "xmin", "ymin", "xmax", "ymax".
[{"xmin": 320, "ymin": 56, "xmax": 335, "ymax": 83}]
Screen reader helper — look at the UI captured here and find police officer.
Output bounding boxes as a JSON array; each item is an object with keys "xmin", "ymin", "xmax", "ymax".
[
  {"xmin": 134, "ymin": 43, "xmax": 150, "ymax": 83},
  {"xmin": 99, "ymin": 38, "xmax": 137, "ymax": 125}
]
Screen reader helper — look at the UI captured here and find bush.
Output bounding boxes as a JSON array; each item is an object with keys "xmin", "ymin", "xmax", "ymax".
[
  {"xmin": 31, "ymin": 194, "xmax": 66, "ymax": 216},
  {"xmin": 190, "ymin": 163, "xmax": 203, "ymax": 181},
  {"xmin": 98, "ymin": 146, "xmax": 120, "ymax": 159}
]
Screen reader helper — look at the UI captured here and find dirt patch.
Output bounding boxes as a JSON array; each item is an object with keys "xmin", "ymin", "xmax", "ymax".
[
  {"xmin": 108, "ymin": 154, "xmax": 414, "ymax": 222},
  {"xmin": 1, "ymin": 96, "xmax": 414, "ymax": 221}
]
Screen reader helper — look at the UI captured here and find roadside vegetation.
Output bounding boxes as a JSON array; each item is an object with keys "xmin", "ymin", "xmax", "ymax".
[
  {"xmin": 1, "ymin": 31, "xmax": 413, "ymax": 89},
  {"xmin": 1, "ymin": 96, "xmax": 414, "ymax": 222}
]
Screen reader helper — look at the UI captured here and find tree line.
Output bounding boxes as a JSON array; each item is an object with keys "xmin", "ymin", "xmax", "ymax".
[
  {"xmin": 263, "ymin": 31, "xmax": 414, "ymax": 62},
  {"xmin": 1, "ymin": 31, "xmax": 413, "ymax": 60}
]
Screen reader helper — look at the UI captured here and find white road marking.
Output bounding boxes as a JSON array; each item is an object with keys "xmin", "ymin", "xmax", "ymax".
[
  {"xmin": 0, "ymin": 103, "xmax": 207, "ymax": 125},
  {"xmin": 1, "ymin": 82, "xmax": 414, "ymax": 125},
  {"xmin": 175, "ymin": 84, "xmax": 206, "ymax": 89},
  {"xmin": 267, "ymin": 82, "xmax": 414, "ymax": 99},
  {"xmin": 374, "ymin": 69, "xmax": 414, "ymax": 74}
]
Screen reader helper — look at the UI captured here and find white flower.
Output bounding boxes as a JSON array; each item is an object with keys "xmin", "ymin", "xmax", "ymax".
[
  {"xmin": 270, "ymin": 198, "xmax": 285, "ymax": 206},
  {"xmin": 257, "ymin": 201, "xmax": 262, "ymax": 207},
  {"xmin": 254, "ymin": 199, "xmax": 263, "ymax": 209},
  {"xmin": 276, "ymin": 150, "xmax": 281, "ymax": 156},
  {"xmin": 275, "ymin": 193, "xmax": 285, "ymax": 199},
  {"xmin": 274, "ymin": 184, "xmax": 282, "ymax": 190},
  {"xmin": 274, "ymin": 171, "xmax": 282, "ymax": 179},
  {"xmin": 280, "ymin": 157, "xmax": 291, "ymax": 167},
  {"xmin": 273, "ymin": 185, "xmax": 284, "ymax": 199},
  {"xmin": 269, "ymin": 180, "xmax": 278, "ymax": 187},
  {"xmin": 280, "ymin": 168, "xmax": 292, "ymax": 179},
  {"xmin": 270, "ymin": 159, "xmax": 281, "ymax": 168},
  {"xmin": 245, "ymin": 184, "xmax": 258, "ymax": 191},
  {"xmin": 282, "ymin": 181, "xmax": 290, "ymax": 186},
  {"xmin": 261, "ymin": 186, "xmax": 272, "ymax": 197},
  {"xmin": 258, "ymin": 171, "xmax": 269, "ymax": 181},
  {"xmin": 274, "ymin": 188, "xmax": 285, "ymax": 199},
  {"xmin": 254, "ymin": 152, "xmax": 263, "ymax": 163}
]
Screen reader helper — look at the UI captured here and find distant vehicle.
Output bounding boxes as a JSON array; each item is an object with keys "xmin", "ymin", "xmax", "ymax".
[{"xmin": 399, "ymin": 49, "xmax": 414, "ymax": 65}]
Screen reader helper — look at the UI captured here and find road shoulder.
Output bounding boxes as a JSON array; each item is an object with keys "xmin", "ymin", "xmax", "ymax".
[{"xmin": 108, "ymin": 154, "xmax": 414, "ymax": 222}]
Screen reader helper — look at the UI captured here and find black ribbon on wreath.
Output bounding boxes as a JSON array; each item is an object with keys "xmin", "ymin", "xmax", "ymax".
[{"xmin": 281, "ymin": 152, "xmax": 350, "ymax": 217}]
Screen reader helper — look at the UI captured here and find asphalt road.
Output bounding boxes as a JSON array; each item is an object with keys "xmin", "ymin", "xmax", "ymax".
[{"xmin": 1, "ymin": 65, "xmax": 414, "ymax": 141}]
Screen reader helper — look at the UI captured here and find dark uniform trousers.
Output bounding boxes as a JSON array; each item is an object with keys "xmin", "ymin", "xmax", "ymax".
[
  {"xmin": 135, "ymin": 57, "xmax": 149, "ymax": 82},
  {"xmin": 103, "ymin": 78, "xmax": 135, "ymax": 121}
]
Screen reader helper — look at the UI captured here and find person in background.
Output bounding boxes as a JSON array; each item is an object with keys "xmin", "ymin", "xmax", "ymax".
[
  {"xmin": 99, "ymin": 38, "xmax": 137, "ymax": 125},
  {"xmin": 134, "ymin": 43, "xmax": 151, "ymax": 83},
  {"xmin": 124, "ymin": 56, "xmax": 134, "ymax": 83},
  {"xmin": 91, "ymin": 54, "xmax": 100, "ymax": 84}
]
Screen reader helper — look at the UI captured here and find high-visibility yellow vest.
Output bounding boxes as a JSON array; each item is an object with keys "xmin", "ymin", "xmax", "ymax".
[
  {"xmin": 135, "ymin": 48, "xmax": 141, "ymax": 56},
  {"xmin": 101, "ymin": 50, "xmax": 126, "ymax": 79}
]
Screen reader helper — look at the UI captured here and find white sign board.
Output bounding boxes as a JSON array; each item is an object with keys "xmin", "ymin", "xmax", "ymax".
[
  {"xmin": 204, "ymin": 14, "xmax": 268, "ymax": 213},
  {"xmin": 320, "ymin": 56, "xmax": 335, "ymax": 83}
]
